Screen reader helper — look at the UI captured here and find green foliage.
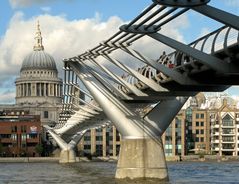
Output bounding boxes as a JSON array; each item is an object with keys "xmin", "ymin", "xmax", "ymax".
[
  {"xmin": 0, "ymin": 143, "xmax": 3, "ymax": 153},
  {"xmin": 199, "ymin": 152, "xmax": 205, "ymax": 159},
  {"xmin": 211, "ymin": 151, "xmax": 217, "ymax": 155},
  {"xmin": 35, "ymin": 144, "xmax": 44, "ymax": 155}
]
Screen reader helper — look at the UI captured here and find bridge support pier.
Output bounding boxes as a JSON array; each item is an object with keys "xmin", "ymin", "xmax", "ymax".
[
  {"xmin": 46, "ymin": 129, "xmax": 82, "ymax": 164},
  {"xmin": 116, "ymin": 137, "xmax": 168, "ymax": 180},
  {"xmin": 59, "ymin": 148, "xmax": 76, "ymax": 163},
  {"xmin": 70, "ymin": 62, "xmax": 189, "ymax": 180}
]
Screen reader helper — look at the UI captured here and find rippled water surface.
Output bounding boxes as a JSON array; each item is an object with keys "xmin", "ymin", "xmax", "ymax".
[{"xmin": 0, "ymin": 161, "xmax": 239, "ymax": 184}]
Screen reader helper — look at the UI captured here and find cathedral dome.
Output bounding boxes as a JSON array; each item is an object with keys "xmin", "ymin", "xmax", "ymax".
[
  {"xmin": 20, "ymin": 21, "xmax": 57, "ymax": 72},
  {"xmin": 15, "ymin": 21, "xmax": 62, "ymax": 105},
  {"xmin": 21, "ymin": 50, "xmax": 57, "ymax": 71}
]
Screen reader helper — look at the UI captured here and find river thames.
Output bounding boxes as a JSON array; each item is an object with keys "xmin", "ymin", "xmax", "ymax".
[{"xmin": 0, "ymin": 161, "xmax": 239, "ymax": 184}]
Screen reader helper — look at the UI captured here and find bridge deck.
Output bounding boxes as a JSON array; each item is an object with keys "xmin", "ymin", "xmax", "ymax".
[{"xmin": 50, "ymin": 1, "xmax": 239, "ymax": 144}]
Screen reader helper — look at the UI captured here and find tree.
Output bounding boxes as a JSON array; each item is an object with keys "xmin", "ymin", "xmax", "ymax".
[
  {"xmin": 35, "ymin": 144, "xmax": 44, "ymax": 156},
  {"xmin": 0, "ymin": 143, "xmax": 3, "ymax": 156}
]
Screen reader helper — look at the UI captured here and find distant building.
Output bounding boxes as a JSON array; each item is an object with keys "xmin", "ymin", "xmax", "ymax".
[
  {"xmin": 78, "ymin": 126, "xmax": 121, "ymax": 157},
  {"xmin": 184, "ymin": 94, "xmax": 239, "ymax": 156},
  {"xmin": 162, "ymin": 111, "xmax": 186, "ymax": 157},
  {"xmin": 77, "ymin": 92, "xmax": 239, "ymax": 158},
  {"xmin": 15, "ymin": 21, "xmax": 62, "ymax": 106},
  {"xmin": 0, "ymin": 110, "xmax": 41, "ymax": 157},
  {"xmin": 210, "ymin": 99, "xmax": 239, "ymax": 156},
  {"xmin": 0, "ymin": 22, "xmax": 62, "ymax": 130}
]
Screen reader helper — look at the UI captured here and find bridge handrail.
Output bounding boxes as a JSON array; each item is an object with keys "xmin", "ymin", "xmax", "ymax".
[{"xmin": 54, "ymin": 0, "xmax": 239, "ymax": 134}]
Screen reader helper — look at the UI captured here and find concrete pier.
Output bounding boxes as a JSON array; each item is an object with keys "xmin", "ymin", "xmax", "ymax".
[
  {"xmin": 115, "ymin": 137, "xmax": 168, "ymax": 180},
  {"xmin": 59, "ymin": 148, "xmax": 76, "ymax": 163}
]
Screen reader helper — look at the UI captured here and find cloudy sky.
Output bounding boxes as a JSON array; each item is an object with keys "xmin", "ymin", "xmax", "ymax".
[{"xmin": 0, "ymin": 0, "xmax": 239, "ymax": 103}]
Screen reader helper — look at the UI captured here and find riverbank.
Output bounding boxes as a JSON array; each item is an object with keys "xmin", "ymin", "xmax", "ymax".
[
  {"xmin": 0, "ymin": 155, "xmax": 238, "ymax": 163},
  {"xmin": 166, "ymin": 155, "xmax": 239, "ymax": 162},
  {"xmin": 0, "ymin": 156, "xmax": 117, "ymax": 163},
  {"xmin": 0, "ymin": 157, "xmax": 59, "ymax": 163}
]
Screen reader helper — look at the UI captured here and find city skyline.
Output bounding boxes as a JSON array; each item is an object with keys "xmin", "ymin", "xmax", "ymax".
[{"xmin": 0, "ymin": 0, "xmax": 239, "ymax": 103}]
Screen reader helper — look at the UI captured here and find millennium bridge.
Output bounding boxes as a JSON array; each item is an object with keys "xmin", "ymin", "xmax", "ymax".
[{"xmin": 45, "ymin": 0, "xmax": 239, "ymax": 180}]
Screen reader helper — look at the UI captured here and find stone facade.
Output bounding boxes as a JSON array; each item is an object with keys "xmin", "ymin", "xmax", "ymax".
[
  {"xmin": 0, "ymin": 22, "xmax": 62, "ymax": 128},
  {"xmin": 15, "ymin": 68, "xmax": 62, "ymax": 105}
]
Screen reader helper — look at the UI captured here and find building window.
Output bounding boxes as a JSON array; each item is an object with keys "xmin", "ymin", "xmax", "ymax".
[
  {"xmin": 21, "ymin": 134, "xmax": 27, "ymax": 141},
  {"xmin": 222, "ymin": 114, "xmax": 233, "ymax": 126},
  {"xmin": 196, "ymin": 122, "xmax": 200, "ymax": 126},
  {"xmin": 84, "ymin": 136, "xmax": 91, "ymax": 141},
  {"xmin": 201, "ymin": 137, "xmax": 204, "ymax": 142},
  {"xmin": 222, "ymin": 144, "xmax": 234, "ymax": 149},
  {"xmin": 200, "ymin": 122, "xmax": 204, "ymax": 126},
  {"xmin": 44, "ymin": 111, "xmax": 48, "ymax": 119},
  {"xmin": 11, "ymin": 126, "xmax": 17, "ymax": 133},
  {"xmin": 29, "ymin": 134, "xmax": 37, "ymax": 139},
  {"xmin": 200, "ymin": 114, "xmax": 204, "ymax": 119},
  {"xmin": 165, "ymin": 144, "xmax": 173, "ymax": 156},
  {"xmin": 222, "ymin": 128, "xmax": 234, "ymax": 134},
  {"xmin": 175, "ymin": 118, "xmax": 181, "ymax": 128},
  {"xmin": 11, "ymin": 134, "xmax": 17, "ymax": 141},
  {"xmin": 84, "ymin": 145, "xmax": 91, "ymax": 150},
  {"xmin": 196, "ymin": 129, "xmax": 199, "ymax": 134},
  {"xmin": 222, "ymin": 136, "xmax": 233, "ymax": 142},
  {"xmin": 96, "ymin": 136, "xmax": 102, "ymax": 141},
  {"xmin": 109, "ymin": 136, "xmax": 113, "ymax": 141},
  {"xmin": 186, "ymin": 107, "xmax": 192, "ymax": 119},
  {"xmin": 200, "ymin": 129, "xmax": 204, "ymax": 135},
  {"xmin": 96, "ymin": 145, "xmax": 103, "ymax": 156},
  {"xmin": 196, "ymin": 113, "xmax": 200, "ymax": 119},
  {"xmin": 96, "ymin": 128, "xmax": 102, "ymax": 132},
  {"xmin": 21, "ymin": 125, "xmax": 27, "ymax": 133}
]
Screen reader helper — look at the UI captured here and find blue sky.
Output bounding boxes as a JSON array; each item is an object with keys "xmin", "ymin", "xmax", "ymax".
[
  {"xmin": 0, "ymin": 0, "xmax": 239, "ymax": 103},
  {"xmin": 0, "ymin": 0, "xmax": 150, "ymax": 35}
]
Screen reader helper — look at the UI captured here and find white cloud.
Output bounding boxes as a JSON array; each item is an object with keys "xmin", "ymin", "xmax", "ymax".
[
  {"xmin": 9, "ymin": 0, "xmax": 56, "ymax": 8},
  {"xmin": 41, "ymin": 6, "xmax": 51, "ymax": 13},
  {"xmin": 199, "ymin": 27, "xmax": 211, "ymax": 37},
  {"xmin": 0, "ymin": 12, "xmax": 123, "ymax": 103},
  {"xmin": 0, "ymin": 10, "xmax": 188, "ymax": 104},
  {"xmin": 224, "ymin": 0, "xmax": 239, "ymax": 7},
  {"xmin": 128, "ymin": 13, "xmax": 189, "ymax": 61},
  {"xmin": 0, "ymin": 90, "xmax": 15, "ymax": 104}
]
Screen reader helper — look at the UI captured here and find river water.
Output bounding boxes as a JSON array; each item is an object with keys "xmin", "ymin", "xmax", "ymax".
[{"xmin": 0, "ymin": 161, "xmax": 239, "ymax": 184}]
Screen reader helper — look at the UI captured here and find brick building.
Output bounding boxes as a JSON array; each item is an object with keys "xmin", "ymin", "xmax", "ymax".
[{"xmin": 0, "ymin": 110, "xmax": 41, "ymax": 157}]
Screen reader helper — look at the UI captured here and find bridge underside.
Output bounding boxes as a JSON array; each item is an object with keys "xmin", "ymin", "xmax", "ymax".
[{"xmin": 46, "ymin": 0, "xmax": 239, "ymax": 181}]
